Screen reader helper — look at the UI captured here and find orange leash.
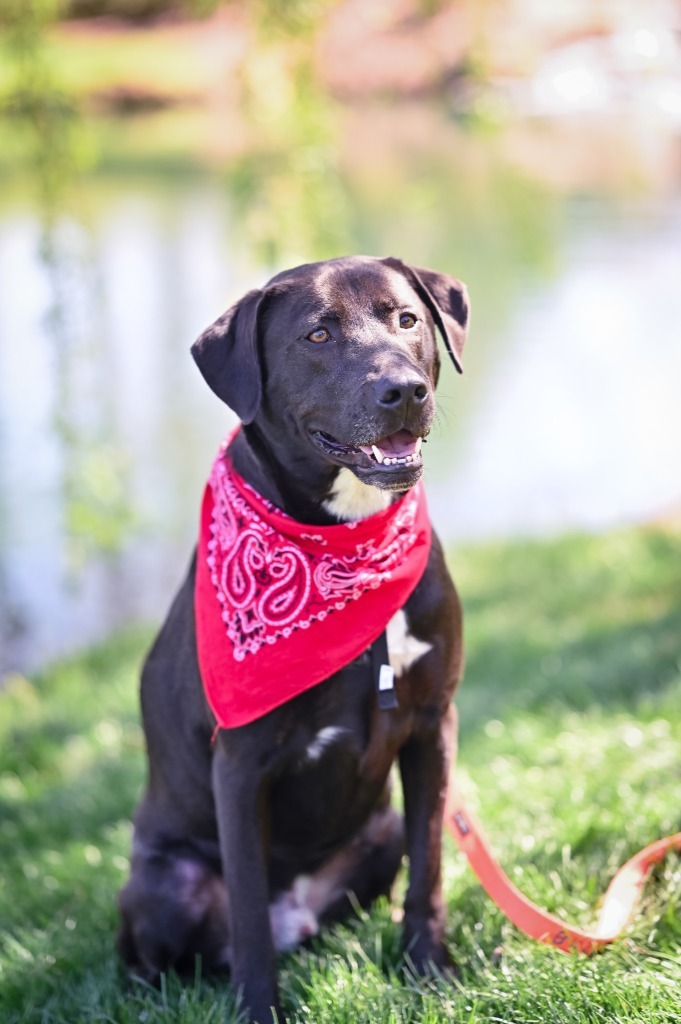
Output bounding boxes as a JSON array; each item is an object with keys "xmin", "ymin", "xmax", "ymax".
[{"xmin": 445, "ymin": 780, "xmax": 681, "ymax": 954}]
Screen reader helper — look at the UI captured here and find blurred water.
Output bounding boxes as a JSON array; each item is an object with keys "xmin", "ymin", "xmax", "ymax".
[
  {"xmin": 1, "ymin": 107, "xmax": 680, "ymax": 675},
  {"xmin": 427, "ymin": 196, "xmax": 681, "ymax": 536}
]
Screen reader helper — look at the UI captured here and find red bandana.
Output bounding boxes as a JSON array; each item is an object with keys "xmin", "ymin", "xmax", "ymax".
[{"xmin": 195, "ymin": 437, "xmax": 432, "ymax": 729}]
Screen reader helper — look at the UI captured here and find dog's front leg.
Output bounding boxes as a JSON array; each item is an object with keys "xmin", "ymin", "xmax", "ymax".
[
  {"xmin": 212, "ymin": 743, "xmax": 280, "ymax": 1024},
  {"xmin": 399, "ymin": 704, "xmax": 456, "ymax": 973}
]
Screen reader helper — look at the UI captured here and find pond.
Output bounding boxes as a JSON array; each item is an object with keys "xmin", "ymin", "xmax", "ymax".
[{"xmin": 1, "ymin": 100, "xmax": 680, "ymax": 675}]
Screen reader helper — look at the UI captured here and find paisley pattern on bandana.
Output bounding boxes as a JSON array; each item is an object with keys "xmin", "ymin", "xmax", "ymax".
[
  {"xmin": 195, "ymin": 432, "xmax": 432, "ymax": 729},
  {"xmin": 207, "ymin": 454, "xmax": 422, "ymax": 661}
]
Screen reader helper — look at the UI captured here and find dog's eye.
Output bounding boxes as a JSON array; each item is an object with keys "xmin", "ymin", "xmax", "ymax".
[
  {"xmin": 399, "ymin": 313, "xmax": 417, "ymax": 329},
  {"xmin": 308, "ymin": 327, "xmax": 330, "ymax": 344}
]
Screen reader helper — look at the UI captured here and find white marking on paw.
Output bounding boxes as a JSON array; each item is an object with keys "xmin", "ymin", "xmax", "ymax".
[
  {"xmin": 386, "ymin": 609, "xmax": 432, "ymax": 676},
  {"xmin": 323, "ymin": 468, "xmax": 390, "ymax": 521},
  {"xmin": 269, "ymin": 877, "xmax": 319, "ymax": 951},
  {"xmin": 305, "ymin": 725, "xmax": 346, "ymax": 762}
]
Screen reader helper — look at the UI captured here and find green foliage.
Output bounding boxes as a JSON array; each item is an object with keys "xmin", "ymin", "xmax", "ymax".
[
  {"xmin": 63, "ymin": 0, "xmax": 208, "ymax": 20},
  {"xmin": 248, "ymin": 0, "xmax": 337, "ymax": 41},
  {"xmin": 1, "ymin": 0, "xmax": 139, "ymax": 567},
  {"xmin": 1, "ymin": 1, "xmax": 83, "ymax": 210},
  {"xmin": 1, "ymin": 525, "xmax": 679, "ymax": 1022},
  {"xmin": 222, "ymin": 0, "xmax": 353, "ymax": 268}
]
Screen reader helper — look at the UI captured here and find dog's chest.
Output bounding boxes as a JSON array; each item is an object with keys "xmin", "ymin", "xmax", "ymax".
[
  {"xmin": 268, "ymin": 610, "xmax": 431, "ymax": 854},
  {"xmin": 269, "ymin": 713, "xmax": 392, "ymax": 860}
]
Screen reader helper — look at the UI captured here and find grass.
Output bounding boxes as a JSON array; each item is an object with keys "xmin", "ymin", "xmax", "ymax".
[{"xmin": 1, "ymin": 525, "xmax": 680, "ymax": 1023}]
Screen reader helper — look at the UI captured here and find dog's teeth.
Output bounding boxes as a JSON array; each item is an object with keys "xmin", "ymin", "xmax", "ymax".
[
  {"xmin": 383, "ymin": 455, "xmax": 418, "ymax": 466},
  {"xmin": 381, "ymin": 444, "xmax": 422, "ymax": 468}
]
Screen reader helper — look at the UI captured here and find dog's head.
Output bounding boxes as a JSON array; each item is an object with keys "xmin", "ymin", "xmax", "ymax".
[{"xmin": 191, "ymin": 255, "xmax": 469, "ymax": 493}]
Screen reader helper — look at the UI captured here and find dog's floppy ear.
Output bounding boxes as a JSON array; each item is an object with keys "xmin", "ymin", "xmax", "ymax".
[
  {"xmin": 191, "ymin": 289, "xmax": 264, "ymax": 424},
  {"xmin": 383, "ymin": 257, "xmax": 470, "ymax": 374}
]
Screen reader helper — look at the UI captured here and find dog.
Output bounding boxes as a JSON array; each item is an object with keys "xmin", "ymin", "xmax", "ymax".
[{"xmin": 117, "ymin": 255, "xmax": 469, "ymax": 1023}]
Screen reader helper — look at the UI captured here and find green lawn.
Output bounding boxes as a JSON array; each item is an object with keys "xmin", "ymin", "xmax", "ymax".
[{"xmin": 1, "ymin": 525, "xmax": 680, "ymax": 1023}]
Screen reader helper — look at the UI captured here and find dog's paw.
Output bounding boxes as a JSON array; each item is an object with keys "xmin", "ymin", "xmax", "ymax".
[
  {"xmin": 403, "ymin": 935, "xmax": 458, "ymax": 981},
  {"xmin": 269, "ymin": 883, "xmax": 319, "ymax": 952}
]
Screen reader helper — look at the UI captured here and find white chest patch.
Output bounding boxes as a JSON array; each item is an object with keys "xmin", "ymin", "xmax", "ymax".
[
  {"xmin": 386, "ymin": 609, "xmax": 432, "ymax": 676},
  {"xmin": 323, "ymin": 468, "xmax": 391, "ymax": 522}
]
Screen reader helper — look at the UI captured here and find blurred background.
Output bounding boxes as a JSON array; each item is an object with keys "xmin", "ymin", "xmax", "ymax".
[{"xmin": 1, "ymin": 0, "xmax": 680, "ymax": 677}]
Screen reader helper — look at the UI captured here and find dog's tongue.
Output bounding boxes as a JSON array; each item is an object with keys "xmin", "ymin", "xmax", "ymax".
[{"xmin": 359, "ymin": 430, "xmax": 419, "ymax": 460}]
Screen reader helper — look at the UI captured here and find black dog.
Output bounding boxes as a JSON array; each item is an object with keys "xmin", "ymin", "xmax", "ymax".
[{"xmin": 117, "ymin": 255, "xmax": 469, "ymax": 1023}]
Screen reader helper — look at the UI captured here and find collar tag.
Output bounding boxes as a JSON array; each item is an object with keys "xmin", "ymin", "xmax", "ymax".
[
  {"xmin": 378, "ymin": 664, "xmax": 395, "ymax": 691},
  {"xmin": 377, "ymin": 663, "xmax": 398, "ymax": 710},
  {"xmin": 372, "ymin": 630, "xmax": 398, "ymax": 710}
]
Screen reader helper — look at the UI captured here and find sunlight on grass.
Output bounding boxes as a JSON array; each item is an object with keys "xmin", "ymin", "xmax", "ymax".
[{"xmin": 1, "ymin": 527, "xmax": 680, "ymax": 1023}]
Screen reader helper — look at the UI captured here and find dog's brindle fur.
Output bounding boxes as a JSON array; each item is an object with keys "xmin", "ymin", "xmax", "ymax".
[{"xmin": 117, "ymin": 255, "xmax": 469, "ymax": 1023}]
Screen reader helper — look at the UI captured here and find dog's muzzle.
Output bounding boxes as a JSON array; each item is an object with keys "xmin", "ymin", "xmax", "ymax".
[{"xmin": 311, "ymin": 428, "xmax": 424, "ymax": 472}]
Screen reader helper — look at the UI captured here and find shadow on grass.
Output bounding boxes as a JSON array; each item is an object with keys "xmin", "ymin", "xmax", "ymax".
[
  {"xmin": 452, "ymin": 527, "xmax": 681, "ymax": 733},
  {"xmin": 459, "ymin": 607, "xmax": 681, "ymax": 733}
]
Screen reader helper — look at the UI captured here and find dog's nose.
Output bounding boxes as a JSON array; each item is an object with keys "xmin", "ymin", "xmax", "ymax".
[{"xmin": 374, "ymin": 377, "xmax": 429, "ymax": 411}]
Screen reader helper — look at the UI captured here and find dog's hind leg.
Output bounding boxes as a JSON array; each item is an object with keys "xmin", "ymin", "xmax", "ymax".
[
  {"xmin": 270, "ymin": 803, "xmax": 404, "ymax": 951},
  {"xmin": 318, "ymin": 802, "xmax": 405, "ymax": 925},
  {"xmin": 117, "ymin": 844, "xmax": 230, "ymax": 984}
]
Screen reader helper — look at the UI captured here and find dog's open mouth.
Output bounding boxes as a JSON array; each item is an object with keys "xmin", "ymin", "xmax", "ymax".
[
  {"xmin": 313, "ymin": 429, "xmax": 424, "ymax": 469},
  {"xmin": 358, "ymin": 431, "xmax": 423, "ymax": 466}
]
